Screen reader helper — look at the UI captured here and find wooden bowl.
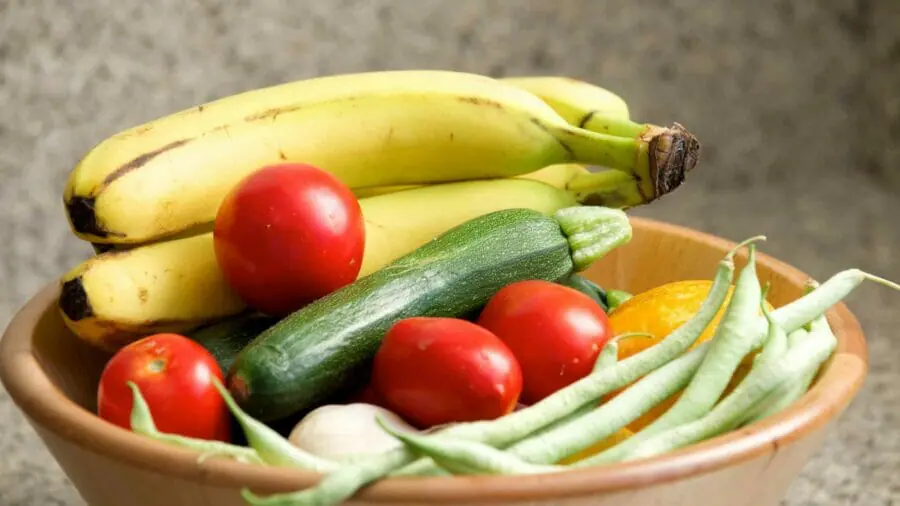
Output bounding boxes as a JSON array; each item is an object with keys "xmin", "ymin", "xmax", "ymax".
[{"xmin": 0, "ymin": 217, "xmax": 867, "ymax": 506}]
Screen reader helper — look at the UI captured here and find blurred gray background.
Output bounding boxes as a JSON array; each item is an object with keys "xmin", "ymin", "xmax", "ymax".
[{"xmin": 1, "ymin": 1, "xmax": 898, "ymax": 505}]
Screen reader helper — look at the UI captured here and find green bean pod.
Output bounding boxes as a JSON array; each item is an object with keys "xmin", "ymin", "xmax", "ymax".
[
  {"xmin": 741, "ymin": 325, "xmax": 816, "ymax": 425},
  {"xmin": 621, "ymin": 315, "xmax": 839, "ymax": 461},
  {"xmin": 212, "ymin": 380, "xmax": 338, "ymax": 472},
  {"xmin": 588, "ymin": 244, "xmax": 764, "ymax": 464},
  {"xmin": 751, "ymin": 285, "xmax": 789, "ymax": 371},
  {"xmin": 512, "ymin": 341, "xmax": 711, "ymax": 466},
  {"xmin": 376, "ymin": 417, "xmax": 563, "ymax": 476},
  {"xmin": 127, "ymin": 382, "xmax": 263, "ymax": 465},
  {"xmin": 771, "ymin": 269, "xmax": 899, "ymax": 332}
]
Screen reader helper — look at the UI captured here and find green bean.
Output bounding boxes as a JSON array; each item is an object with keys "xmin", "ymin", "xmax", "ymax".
[
  {"xmin": 242, "ymin": 449, "xmax": 413, "ymax": 506},
  {"xmin": 241, "ymin": 238, "xmax": 762, "ymax": 505},
  {"xmin": 593, "ymin": 339, "xmax": 621, "ymax": 371},
  {"xmin": 770, "ymin": 269, "xmax": 899, "ymax": 333},
  {"xmin": 513, "ymin": 341, "xmax": 711, "ymax": 467},
  {"xmin": 375, "ymin": 416, "xmax": 563, "ymax": 476},
  {"xmin": 751, "ymin": 284, "xmax": 788, "ymax": 370},
  {"xmin": 586, "ymin": 244, "xmax": 764, "ymax": 464},
  {"xmin": 127, "ymin": 382, "xmax": 263, "ymax": 465},
  {"xmin": 741, "ymin": 324, "xmax": 820, "ymax": 425},
  {"xmin": 211, "ymin": 380, "xmax": 338, "ymax": 472},
  {"xmin": 621, "ymin": 315, "xmax": 839, "ymax": 461}
]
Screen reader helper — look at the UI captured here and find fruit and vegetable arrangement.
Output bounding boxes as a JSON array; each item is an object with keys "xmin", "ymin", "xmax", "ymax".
[{"xmin": 55, "ymin": 70, "xmax": 898, "ymax": 505}]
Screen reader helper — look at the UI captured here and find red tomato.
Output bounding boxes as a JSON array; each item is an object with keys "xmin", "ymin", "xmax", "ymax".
[
  {"xmin": 371, "ymin": 317, "xmax": 523, "ymax": 428},
  {"xmin": 477, "ymin": 280, "xmax": 612, "ymax": 404},
  {"xmin": 214, "ymin": 163, "xmax": 365, "ymax": 316},
  {"xmin": 97, "ymin": 333, "xmax": 231, "ymax": 441}
]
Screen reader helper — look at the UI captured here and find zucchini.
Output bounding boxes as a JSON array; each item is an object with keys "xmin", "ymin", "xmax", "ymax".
[
  {"xmin": 559, "ymin": 274, "xmax": 609, "ymax": 312},
  {"xmin": 228, "ymin": 206, "xmax": 632, "ymax": 421},
  {"xmin": 188, "ymin": 313, "xmax": 278, "ymax": 374}
]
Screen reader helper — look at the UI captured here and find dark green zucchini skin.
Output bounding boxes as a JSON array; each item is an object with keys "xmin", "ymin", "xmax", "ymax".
[
  {"xmin": 188, "ymin": 313, "xmax": 278, "ymax": 374},
  {"xmin": 558, "ymin": 274, "xmax": 609, "ymax": 312},
  {"xmin": 227, "ymin": 208, "xmax": 575, "ymax": 422}
]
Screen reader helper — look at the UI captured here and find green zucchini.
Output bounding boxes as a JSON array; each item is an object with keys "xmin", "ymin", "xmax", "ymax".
[
  {"xmin": 188, "ymin": 313, "xmax": 278, "ymax": 374},
  {"xmin": 228, "ymin": 206, "xmax": 632, "ymax": 421},
  {"xmin": 559, "ymin": 274, "xmax": 609, "ymax": 312}
]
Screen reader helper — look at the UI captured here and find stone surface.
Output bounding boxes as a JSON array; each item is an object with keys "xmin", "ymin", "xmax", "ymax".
[{"xmin": 0, "ymin": 1, "xmax": 898, "ymax": 505}]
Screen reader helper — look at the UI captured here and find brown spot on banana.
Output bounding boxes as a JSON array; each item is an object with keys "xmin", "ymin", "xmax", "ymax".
[
  {"xmin": 529, "ymin": 118, "xmax": 575, "ymax": 159},
  {"xmin": 138, "ymin": 287, "xmax": 149, "ymax": 304},
  {"xmin": 456, "ymin": 96, "xmax": 506, "ymax": 109},
  {"xmin": 111, "ymin": 123, "xmax": 155, "ymax": 140},
  {"xmin": 577, "ymin": 110, "xmax": 599, "ymax": 129},
  {"xmin": 100, "ymin": 138, "xmax": 193, "ymax": 189},
  {"xmin": 244, "ymin": 105, "xmax": 303, "ymax": 122},
  {"xmin": 69, "ymin": 138, "xmax": 195, "ymax": 239}
]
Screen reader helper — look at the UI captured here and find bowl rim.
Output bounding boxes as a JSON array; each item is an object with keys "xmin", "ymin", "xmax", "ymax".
[{"xmin": 0, "ymin": 216, "xmax": 869, "ymax": 502}]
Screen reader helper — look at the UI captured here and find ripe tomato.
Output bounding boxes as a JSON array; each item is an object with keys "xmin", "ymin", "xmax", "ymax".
[
  {"xmin": 214, "ymin": 163, "xmax": 365, "ymax": 316},
  {"xmin": 371, "ymin": 317, "xmax": 523, "ymax": 428},
  {"xmin": 477, "ymin": 280, "xmax": 612, "ymax": 404},
  {"xmin": 97, "ymin": 333, "xmax": 231, "ymax": 442}
]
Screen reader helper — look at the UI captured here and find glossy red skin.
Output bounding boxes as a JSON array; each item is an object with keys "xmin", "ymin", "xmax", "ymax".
[
  {"xmin": 213, "ymin": 163, "xmax": 365, "ymax": 316},
  {"xmin": 477, "ymin": 280, "xmax": 612, "ymax": 404},
  {"xmin": 372, "ymin": 317, "xmax": 523, "ymax": 428},
  {"xmin": 97, "ymin": 333, "xmax": 231, "ymax": 442}
]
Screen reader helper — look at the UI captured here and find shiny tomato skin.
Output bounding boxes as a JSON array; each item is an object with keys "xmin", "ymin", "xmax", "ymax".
[
  {"xmin": 97, "ymin": 333, "xmax": 231, "ymax": 442},
  {"xmin": 477, "ymin": 280, "xmax": 612, "ymax": 404},
  {"xmin": 372, "ymin": 317, "xmax": 523, "ymax": 428},
  {"xmin": 213, "ymin": 163, "xmax": 365, "ymax": 316}
]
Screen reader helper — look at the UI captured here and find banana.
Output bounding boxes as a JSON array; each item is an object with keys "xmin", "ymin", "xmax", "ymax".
[
  {"xmin": 64, "ymin": 70, "xmax": 698, "ymax": 246},
  {"xmin": 60, "ymin": 233, "xmax": 247, "ymax": 350},
  {"xmin": 350, "ymin": 76, "xmax": 647, "ymax": 202},
  {"xmin": 351, "ymin": 163, "xmax": 591, "ymax": 199},
  {"xmin": 502, "ymin": 76, "xmax": 631, "ymax": 125},
  {"xmin": 59, "ymin": 178, "xmax": 577, "ymax": 350}
]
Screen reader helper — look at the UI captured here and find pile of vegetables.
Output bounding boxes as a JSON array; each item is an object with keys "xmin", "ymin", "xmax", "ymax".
[{"xmin": 92, "ymin": 163, "xmax": 900, "ymax": 506}]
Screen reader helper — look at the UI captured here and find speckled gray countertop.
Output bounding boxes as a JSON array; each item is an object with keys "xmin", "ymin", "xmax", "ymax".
[{"xmin": 1, "ymin": 1, "xmax": 898, "ymax": 505}]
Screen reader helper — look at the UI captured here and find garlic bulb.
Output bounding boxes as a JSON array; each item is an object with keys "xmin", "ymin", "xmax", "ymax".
[{"xmin": 288, "ymin": 403, "xmax": 419, "ymax": 460}]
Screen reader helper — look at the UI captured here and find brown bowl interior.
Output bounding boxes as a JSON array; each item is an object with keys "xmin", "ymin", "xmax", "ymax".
[{"xmin": 0, "ymin": 216, "xmax": 868, "ymax": 503}]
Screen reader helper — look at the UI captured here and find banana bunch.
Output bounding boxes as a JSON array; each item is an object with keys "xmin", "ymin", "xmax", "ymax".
[{"xmin": 57, "ymin": 71, "xmax": 702, "ymax": 350}]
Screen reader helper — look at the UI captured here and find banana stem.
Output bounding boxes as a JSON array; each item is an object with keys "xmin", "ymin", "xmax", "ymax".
[
  {"xmin": 578, "ymin": 114, "xmax": 647, "ymax": 139},
  {"xmin": 565, "ymin": 170, "xmax": 646, "ymax": 208},
  {"xmin": 549, "ymin": 122, "xmax": 700, "ymax": 204}
]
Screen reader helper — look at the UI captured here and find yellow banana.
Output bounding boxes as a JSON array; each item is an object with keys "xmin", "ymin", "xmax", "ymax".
[
  {"xmin": 350, "ymin": 163, "xmax": 591, "ymax": 199},
  {"xmin": 502, "ymin": 76, "xmax": 631, "ymax": 125},
  {"xmin": 347, "ymin": 164, "xmax": 650, "ymax": 210},
  {"xmin": 64, "ymin": 70, "xmax": 698, "ymax": 246},
  {"xmin": 59, "ymin": 178, "xmax": 577, "ymax": 350},
  {"xmin": 352, "ymin": 77, "xmax": 640, "ymax": 201},
  {"xmin": 60, "ymin": 233, "xmax": 247, "ymax": 350}
]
